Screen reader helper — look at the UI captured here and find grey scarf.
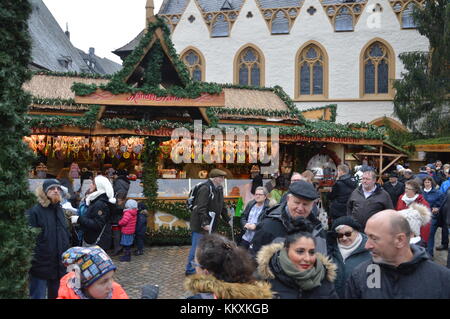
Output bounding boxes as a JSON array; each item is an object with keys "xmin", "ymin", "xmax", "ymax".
[{"xmin": 278, "ymin": 248, "xmax": 326, "ymax": 291}]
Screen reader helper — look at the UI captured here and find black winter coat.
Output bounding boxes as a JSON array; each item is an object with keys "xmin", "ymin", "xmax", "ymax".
[
  {"xmin": 257, "ymin": 243, "xmax": 338, "ymax": 299},
  {"xmin": 135, "ymin": 211, "xmax": 148, "ymax": 236},
  {"xmin": 347, "ymin": 184, "xmax": 394, "ymax": 229},
  {"xmin": 250, "ymin": 202, "xmax": 328, "ymax": 256},
  {"xmin": 383, "ymin": 181, "xmax": 405, "ymax": 207},
  {"xmin": 78, "ymin": 193, "xmax": 112, "ymax": 250},
  {"xmin": 189, "ymin": 179, "xmax": 230, "ymax": 234},
  {"xmin": 345, "ymin": 245, "xmax": 450, "ymax": 299},
  {"xmin": 328, "ymin": 174, "xmax": 358, "ymax": 219},
  {"xmin": 27, "ymin": 187, "xmax": 70, "ymax": 280}
]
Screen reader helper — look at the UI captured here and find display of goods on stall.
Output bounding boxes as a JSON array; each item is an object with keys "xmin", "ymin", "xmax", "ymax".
[
  {"xmin": 23, "ymin": 135, "xmax": 145, "ymax": 161},
  {"xmin": 159, "ymin": 139, "xmax": 275, "ymax": 164},
  {"xmin": 160, "ymin": 169, "xmax": 177, "ymax": 179}
]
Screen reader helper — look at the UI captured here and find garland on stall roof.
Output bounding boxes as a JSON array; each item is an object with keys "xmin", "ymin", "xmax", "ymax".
[
  {"xmin": 25, "ymin": 105, "xmax": 100, "ymax": 129},
  {"xmin": 32, "ymin": 70, "xmax": 113, "ymax": 79}
]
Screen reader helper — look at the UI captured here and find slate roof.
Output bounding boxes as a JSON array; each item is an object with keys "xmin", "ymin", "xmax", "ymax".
[
  {"xmin": 77, "ymin": 49, "xmax": 122, "ymax": 75},
  {"xmin": 321, "ymin": 0, "xmax": 366, "ymax": 5},
  {"xmin": 258, "ymin": 0, "xmax": 303, "ymax": 9},
  {"xmin": 159, "ymin": 0, "xmax": 189, "ymax": 14},
  {"xmin": 28, "ymin": 0, "xmax": 121, "ymax": 75},
  {"xmin": 196, "ymin": 0, "xmax": 245, "ymax": 12},
  {"xmin": 28, "ymin": 0, "xmax": 89, "ymax": 72}
]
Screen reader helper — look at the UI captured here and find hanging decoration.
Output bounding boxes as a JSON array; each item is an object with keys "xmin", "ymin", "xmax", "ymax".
[{"xmin": 23, "ymin": 136, "xmax": 146, "ymax": 161}]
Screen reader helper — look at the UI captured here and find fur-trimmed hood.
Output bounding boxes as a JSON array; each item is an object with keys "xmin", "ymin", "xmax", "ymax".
[
  {"xmin": 184, "ymin": 274, "xmax": 273, "ymax": 299},
  {"xmin": 35, "ymin": 186, "xmax": 52, "ymax": 208},
  {"xmin": 257, "ymin": 243, "xmax": 337, "ymax": 283}
]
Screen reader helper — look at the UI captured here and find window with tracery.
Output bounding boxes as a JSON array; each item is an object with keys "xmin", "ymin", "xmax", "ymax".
[
  {"xmin": 363, "ymin": 42, "xmax": 390, "ymax": 95},
  {"xmin": 181, "ymin": 49, "xmax": 204, "ymax": 82},
  {"xmin": 298, "ymin": 45, "xmax": 325, "ymax": 96},
  {"xmin": 236, "ymin": 47, "xmax": 263, "ymax": 87},
  {"xmin": 390, "ymin": 0, "xmax": 424, "ymax": 29}
]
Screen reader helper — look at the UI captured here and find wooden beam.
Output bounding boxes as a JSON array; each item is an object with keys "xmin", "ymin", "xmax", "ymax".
[
  {"xmin": 355, "ymin": 152, "xmax": 407, "ymax": 157},
  {"xmin": 380, "ymin": 155, "xmax": 402, "ymax": 175},
  {"xmin": 28, "ymin": 111, "xmax": 84, "ymax": 117}
]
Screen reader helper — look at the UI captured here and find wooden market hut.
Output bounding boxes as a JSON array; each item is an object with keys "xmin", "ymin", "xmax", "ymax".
[{"xmin": 22, "ymin": 7, "xmax": 406, "ymax": 230}]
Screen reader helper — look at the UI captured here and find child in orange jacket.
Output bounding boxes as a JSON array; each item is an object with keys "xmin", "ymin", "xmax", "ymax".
[{"xmin": 57, "ymin": 246, "xmax": 128, "ymax": 299}]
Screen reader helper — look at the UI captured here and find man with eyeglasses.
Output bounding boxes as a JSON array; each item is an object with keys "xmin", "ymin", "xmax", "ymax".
[
  {"xmin": 347, "ymin": 170, "xmax": 393, "ymax": 230},
  {"xmin": 239, "ymin": 187, "xmax": 271, "ymax": 250}
]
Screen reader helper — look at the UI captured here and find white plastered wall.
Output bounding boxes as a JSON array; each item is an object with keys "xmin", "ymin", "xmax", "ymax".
[{"xmin": 170, "ymin": 0, "xmax": 429, "ymax": 124}]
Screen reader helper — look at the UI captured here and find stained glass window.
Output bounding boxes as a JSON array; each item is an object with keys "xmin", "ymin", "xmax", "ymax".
[
  {"xmin": 335, "ymin": 7, "xmax": 353, "ymax": 31},
  {"xmin": 237, "ymin": 47, "xmax": 262, "ymax": 87},
  {"xmin": 211, "ymin": 14, "xmax": 229, "ymax": 37},
  {"xmin": 364, "ymin": 42, "xmax": 390, "ymax": 94},
  {"xmin": 271, "ymin": 11, "xmax": 289, "ymax": 34},
  {"xmin": 298, "ymin": 45, "xmax": 325, "ymax": 96},
  {"xmin": 402, "ymin": 3, "xmax": 416, "ymax": 28},
  {"xmin": 182, "ymin": 49, "xmax": 203, "ymax": 82}
]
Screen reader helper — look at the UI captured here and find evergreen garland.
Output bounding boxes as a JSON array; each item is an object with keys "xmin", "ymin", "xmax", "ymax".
[
  {"xmin": 0, "ymin": 0, "xmax": 39, "ymax": 298},
  {"xmin": 32, "ymin": 70, "xmax": 112, "ymax": 80},
  {"xmin": 143, "ymin": 42, "xmax": 164, "ymax": 87},
  {"xmin": 25, "ymin": 105, "xmax": 100, "ymax": 129}
]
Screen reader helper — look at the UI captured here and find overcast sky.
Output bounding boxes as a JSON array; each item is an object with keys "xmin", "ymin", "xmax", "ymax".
[{"xmin": 42, "ymin": 0, "xmax": 164, "ymax": 64}]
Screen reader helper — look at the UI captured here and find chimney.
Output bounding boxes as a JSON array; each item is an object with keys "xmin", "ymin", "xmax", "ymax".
[
  {"xmin": 65, "ymin": 23, "xmax": 70, "ymax": 39},
  {"xmin": 89, "ymin": 47, "xmax": 95, "ymax": 56},
  {"xmin": 146, "ymin": 0, "xmax": 155, "ymax": 27}
]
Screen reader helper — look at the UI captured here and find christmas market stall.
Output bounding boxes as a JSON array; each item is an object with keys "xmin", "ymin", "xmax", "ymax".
[{"xmin": 22, "ymin": 13, "xmax": 397, "ymax": 239}]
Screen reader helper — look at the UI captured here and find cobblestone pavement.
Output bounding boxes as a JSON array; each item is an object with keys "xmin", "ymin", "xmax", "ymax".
[
  {"xmin": 112, "ymin": 230, "xmax": 449, "ymax": 299},
  {"xmin": 111, "ymin": 246, "xmax": 191, "ymax": 299}
]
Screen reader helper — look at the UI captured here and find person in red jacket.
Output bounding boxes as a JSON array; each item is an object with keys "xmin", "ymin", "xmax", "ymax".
[
  {"xmin": 396, "ymin": 180, "xmax": 431, "ymax": 244},
  {"xmin": 57, "ymin": 246, "xmax": 128, "ymax": 299},
  {"xmin": 118, "ymin": 199, "xmax": 138, "ymax": 262}
]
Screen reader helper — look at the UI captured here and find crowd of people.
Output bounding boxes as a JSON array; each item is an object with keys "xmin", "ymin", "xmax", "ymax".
[
  {"xmin": 27, "ymin": 168, "xmax": 147, "ymax": 299},
  {"xmin": 25, "ymin": 160, "xmax": 450, "ymax": 299}
]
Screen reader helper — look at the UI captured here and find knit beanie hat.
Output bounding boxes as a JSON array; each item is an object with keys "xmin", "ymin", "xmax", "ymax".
[
  {"xmin": 61, "ymin": 246, "xmax": 116, "ymax": 288},
  {"xmin": 43, "ymin": 179, "xmax": 62, "ymax": 194},
  {"xmin": 331, "ymin": 216, "xmax": 362, "ymax": 233},
  {"xmin": 398, "ymin": 203, "xmax": 431, "ymax": 236},
  {"xmin": 125, "ymin": 199, "xmax": 138, "ymax": 210}
]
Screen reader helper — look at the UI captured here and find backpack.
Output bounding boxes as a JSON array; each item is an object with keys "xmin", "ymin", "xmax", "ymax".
[{"xmin": 186, "ymin": 181, "xmax": 214, "ymax": 213}]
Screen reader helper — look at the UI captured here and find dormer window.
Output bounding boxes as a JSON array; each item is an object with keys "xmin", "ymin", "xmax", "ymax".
[{"xmin": 57, "ymin": 56, "xmax": 72, "ymax": 69}]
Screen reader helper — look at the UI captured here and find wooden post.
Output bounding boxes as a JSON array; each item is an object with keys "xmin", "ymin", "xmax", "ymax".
[{"xmin": 378, "ymin": 146, "xmax": 383, "ymax": 184}]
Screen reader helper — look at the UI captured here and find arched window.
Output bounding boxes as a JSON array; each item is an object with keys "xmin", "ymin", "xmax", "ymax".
[
  {"xmin": 335, "ymin": 6, "xmax": 353, "ymax": 31},
  {"xmin": 181, "ymin": 48, "xmax": 205, "ymax": 82},
  {"xmin": 361, "ymin": 40, "xmax": 394, "ymax": 96},
  {"xmin": 271, "ymin": 10, "xmax": 289, "ymax": 34},
  {"xmin": 235, "ymin": 46, "xmax": 264, "ymax": 87},
  {"xmin": 296, "ymin": 43, "xmax": 328, "ymax": 98},
  {"xmin": 211, "ymin": 14, "xmax": 230, "ymax": 37},
  {"xmin": 401, "ymin": 2, "xmax": 416, "ymax": 28}
]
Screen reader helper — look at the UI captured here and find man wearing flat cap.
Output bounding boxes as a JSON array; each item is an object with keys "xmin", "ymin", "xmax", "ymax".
[
  {"xmin": 185, "ymin": 168, "xmax": 231, "ymax": 276},
  {"xmin": 27, "ymin": 179, "xmax": 70, "ymax": 299},
  {"xmin": 250, "ymin": 180, "xmax": 328, "ymax": 256}
]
